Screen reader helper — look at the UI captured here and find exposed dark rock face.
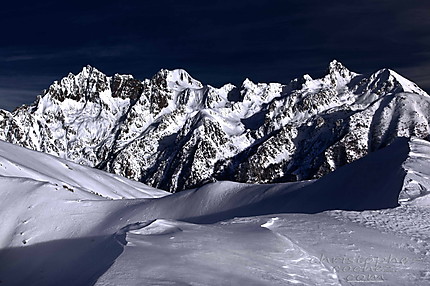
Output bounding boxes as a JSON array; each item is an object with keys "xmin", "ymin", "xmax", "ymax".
[{"xmin": 1, "ymin": 61, "xmax": 430, "ymax": 192}]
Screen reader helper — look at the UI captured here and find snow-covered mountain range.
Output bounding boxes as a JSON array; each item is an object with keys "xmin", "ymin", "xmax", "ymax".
[{"xmin": 1, "ymin": 60, "xmax": 429, "ymax": 192}]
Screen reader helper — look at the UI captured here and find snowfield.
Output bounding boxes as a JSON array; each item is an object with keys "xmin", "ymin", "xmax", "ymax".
[
  {"xmin": 0, "ymin": 140, "xmax": 168, "ymax": 200},
  {"xmin": 1, "ymin": 137, "xmax": 430, "ymax": 285}
]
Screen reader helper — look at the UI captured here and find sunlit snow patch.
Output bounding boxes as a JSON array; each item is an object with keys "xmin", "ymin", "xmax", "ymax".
[
  {"xmin": 261, "ymin": 217, "xmax": 280, "ymax": 229},
  {"xmin": 399, "ymin": 138, "xmax": 430, "ymax": 202}
]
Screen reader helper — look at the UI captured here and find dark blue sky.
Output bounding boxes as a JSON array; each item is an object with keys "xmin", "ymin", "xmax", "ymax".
[{"xmin": 1, "ymin": 0, "xmax": 429, "ymax": 110}]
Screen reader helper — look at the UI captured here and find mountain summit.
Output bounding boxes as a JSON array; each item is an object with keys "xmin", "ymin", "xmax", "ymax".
[{"xmin": 1, "ymin": 61, "xmax": 429, "ymax": 192}]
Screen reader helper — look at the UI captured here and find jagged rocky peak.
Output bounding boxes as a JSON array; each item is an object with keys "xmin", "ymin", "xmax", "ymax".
[
  {"xmin": 241, "ymin": 78, "xmax": 255, "ymax": 89},
  {"xmin": 111, "ymin": 73, "xmax": 143, "ymax": 101},
  {"xmin": 350, "ymin": 67, "xmax": 429, "ymax": 100},
  {"xmin": 41, "ymin": 65, "xmax": 146, "ymax": 106},
  {"xmin": 148, "ymin": 70, "xmax": 171, "ymax": 113},
  {"xmin": 44, "ymin": 65, "xmax": 109, "ymax": 102},
  {"xmin": 147, "ymin": 68, "xmax": 205, "ymax": 113},
  {"xmin": 324, "ymin": 59, "xmax": 358, "ymax": 87},
  {"xmin": 327, "ymin": 59, "xmax": 354, "ymax": 75},
  {"xmin": 151, "ymin": 69, "xmax": 170, "ymax": 90},
  {"xmin": 152, "ymin": 68, "xmax": 203, "ymax": 91},
  {"xmin": 292, "ymin": 60, "xmax": 358, "ymax": 94},
  {"xmin": 167, "ymin": 69, "xmax": 203, "ymax": 90},
  {"xmin": 376, "ymin": 68, "xmax": 427, "ymax": 95},
  {"xmin": 240, "ymin": 78, "xmax": 257, "ymax": 101}
]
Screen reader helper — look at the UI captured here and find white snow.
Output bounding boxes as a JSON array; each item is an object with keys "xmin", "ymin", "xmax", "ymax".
[
  {"xmin": 1, "ymin": 137, "xmax": 430, "ymax": 285},
  {"xmin": 0, "ymin": 140, "xmax": 169, "ymax": 200}
]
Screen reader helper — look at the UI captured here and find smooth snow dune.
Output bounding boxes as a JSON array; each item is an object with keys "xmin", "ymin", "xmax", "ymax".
[
  {"xmin": 0, "ymin": 140, "xmax": 169, "ymax": 199},
  {"xmin": 96, "ymin": 218, "xmax": 341, "ymax": 286}
]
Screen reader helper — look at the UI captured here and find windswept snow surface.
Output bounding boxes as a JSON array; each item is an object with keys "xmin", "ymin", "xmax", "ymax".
[
  {"xmin": 0, "ymin": 140, "xmax": 169, "ymax": 199},
  {"xmin": 1, "ymin": 138, "xmax": 430, "ymax": 285}
]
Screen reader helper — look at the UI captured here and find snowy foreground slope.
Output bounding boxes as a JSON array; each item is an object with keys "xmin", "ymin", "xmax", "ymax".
[
  {"xmin": 1, "ymin": 138, "xmax": 430, "ymax": 285},
  {"xmin": 0, "ymin": 140, "xmax": 168, "ymax": 200}
]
